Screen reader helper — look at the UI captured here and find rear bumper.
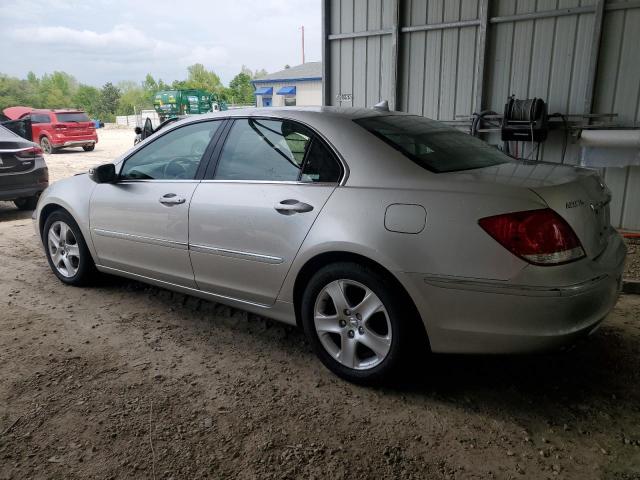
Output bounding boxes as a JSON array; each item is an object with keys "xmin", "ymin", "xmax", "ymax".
[
  {"xmin": 0, "ymin": 183, "xmax": 47, "ymax": 201},
  {"xmin": 0, "ymin": 167, "xmax": 49, "ymax": 201},
  {"xmin": 53, "ymin": 139, "xmax": 97, "ymax": 148},
  {"xmin": 402, "ymin": 233, "xmax": 626, "ymax": 354}
]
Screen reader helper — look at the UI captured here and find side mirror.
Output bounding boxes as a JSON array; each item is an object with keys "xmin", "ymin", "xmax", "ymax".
[
  {"xmin": 134, "ymin": 126, "xmax": 142, "ymax": 135},
  {"xmin": 89, "ymin": 163, "xmax": 117, "ymax": 183}
]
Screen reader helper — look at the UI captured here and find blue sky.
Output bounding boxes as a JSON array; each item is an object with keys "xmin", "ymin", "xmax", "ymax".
[{"xmin": 0, "ymin": 0, "xmax": 321, "ymax": 86}]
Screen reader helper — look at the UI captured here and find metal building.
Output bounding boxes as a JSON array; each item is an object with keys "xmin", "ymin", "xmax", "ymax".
[
  {"xmin": 322, "ymin": 0, "xmax": 640, "ymax": 230},
  {"xmin": 252, "ymin": 62, "xmax": 323, "ymax": 107}
]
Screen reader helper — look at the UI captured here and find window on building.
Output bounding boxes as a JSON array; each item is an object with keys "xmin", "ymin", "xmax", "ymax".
[{"xmin": 284, "ymin": 96, "xmax": 296, "ymax": 107}]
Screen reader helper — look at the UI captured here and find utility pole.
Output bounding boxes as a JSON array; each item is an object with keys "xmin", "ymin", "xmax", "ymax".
[{"xmin": 301, "ymin": 25, "xmax": 305, "ymax": 64}]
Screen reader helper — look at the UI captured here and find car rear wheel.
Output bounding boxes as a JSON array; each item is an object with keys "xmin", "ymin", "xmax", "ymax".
[
  {"xmin": 14, "ymin": 196, "xmax": 39, "ymax": 210},
  {"xmin": 301, "ymin": 262, "xmax": 415, "ymax": 385},
  {"xmin": 82, "ymin": 145, "xmax": 95, "ymax": 152},
  {"xmin": 43, "ymin": 210, "xmax": 97, "ymax": 286},
  {"xmin": 40, "ymin": 137, "xmax": 55, "ymax": 154}
]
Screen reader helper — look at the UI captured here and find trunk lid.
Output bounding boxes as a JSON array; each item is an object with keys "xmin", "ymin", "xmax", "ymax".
[
  {"xmin": 530, "ymin": 171, "xmax": 611, "ymax": 259},
  {"xmin": 54, "ymin": 112, "xmax": 95, "ymax": 137},
  {"xmin": 453, "ymin": 161, "xmax": 612, "ymax": 259}
]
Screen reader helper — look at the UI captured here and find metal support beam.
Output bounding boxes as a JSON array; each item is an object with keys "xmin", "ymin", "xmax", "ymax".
[
  {"xmin": 328, "ymin": 28, "xmax": 393, "ymax": 41},
  {"xmin": 490, "ymin": 5, "xmax": 596, "ymax": 24},
  {"xmin": 321, "ymin": 0, "xmax": 331, "ymax": 106},
  {"xmin": 605, "ymin": 1, "xmax": 640, "ymax": 12},
  {"xmin": 584, "ymin": 0, "xmax": 606, "ymax": 116},
  {"xmin": 473, "ymin": 0, "xmax": 490, "ymax": 114},
  {"xmin": 390, "ymin": 0, "xmax": 401, "ymax": 111},
  {"xmin": 400, "ymin": 19, "xmax": 481, "ymax": 34}
]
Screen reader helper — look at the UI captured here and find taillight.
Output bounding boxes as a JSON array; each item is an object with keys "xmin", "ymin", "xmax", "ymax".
[
  {"xmin": 478, "ymin": 208, "xmax": 585, "ymax": 265},
  {"xmin": 16, "ymin": 146, "xmax": 44, "ymax": 158}
]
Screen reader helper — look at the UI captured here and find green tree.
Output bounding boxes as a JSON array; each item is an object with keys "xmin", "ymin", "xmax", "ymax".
[
  {"xmin": 182, "ymin": 63, "xmax": 224, "ymax": 94},
  {"xmin": 73, "ymin": 84, "xmax": 101, "ymax": 117},
  {"xmin": 116, "ymin": 81, "xmax": 151, "ymax": 115},
  {"xmin": 228, "ymin": 72, "xmax": 254, "ymax": 105},
  {"xmin": 39, "ymin": 71, "xmax": 77, "ymax": 108},
  {"xmin": 97, "ymin": 82, "xmax": 121, "ymax": 121}
]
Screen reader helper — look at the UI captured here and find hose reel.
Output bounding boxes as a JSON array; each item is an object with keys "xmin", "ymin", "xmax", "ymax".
[{"xmin": 501, "ymin": 96, "xmax": 549, "ymax": 142}]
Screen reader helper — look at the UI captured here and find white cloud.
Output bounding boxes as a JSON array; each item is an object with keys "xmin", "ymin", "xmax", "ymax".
[
  {"xmin": 8, "ymin": 24, "xmax": 229, "ymax": 65},
  {"xmin": 0, "ymin": 0, "xmax": 321, "ymax": 86}
]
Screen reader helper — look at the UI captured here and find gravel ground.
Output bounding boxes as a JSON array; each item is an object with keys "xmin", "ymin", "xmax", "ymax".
[{"xmin": 0, "ymin": 128, "xmax": 639, "ymax": 479}]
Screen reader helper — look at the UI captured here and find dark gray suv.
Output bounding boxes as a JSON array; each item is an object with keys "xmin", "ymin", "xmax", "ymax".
[{"xmin": 0, "ymin": 124, "xmax": 49, "ymax": 210}]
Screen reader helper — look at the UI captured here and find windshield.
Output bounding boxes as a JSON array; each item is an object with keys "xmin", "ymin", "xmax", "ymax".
[
  {"xmin": 56, "ymin": 112, "xmax": 90, "ymax": 122},
  {"xmin": 354, "ymin": 115, "xmax": 509, "ymax": 173}
]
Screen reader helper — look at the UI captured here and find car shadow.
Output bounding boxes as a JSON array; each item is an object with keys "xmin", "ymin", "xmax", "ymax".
[
  {"xmin": 0, "ymin": 202, "xmax": 32, "ymax": 222},
  {"xmin": 386, "ymin": 322, "xmax": 640, "ymax": 420},
  {"xmin": 88, "ymin": 275, "xmax": 640, "ymax": 432}
]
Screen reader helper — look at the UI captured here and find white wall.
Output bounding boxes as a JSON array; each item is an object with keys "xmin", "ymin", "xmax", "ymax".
[{"xmin": 256, "ymin": 80, "xmax": 322, "ymax": 107}]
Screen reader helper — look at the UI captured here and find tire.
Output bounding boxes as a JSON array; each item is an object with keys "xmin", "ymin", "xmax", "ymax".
[
  {"xmin": 82, "ymin": 145, "xmax": 95, "ymax": 152},
  {"xmin": 43, "ymin": 210, "xmax": 97, "ymax": 286},
  {"xmin": 14, "ymin": 195, "xmax": 39, "ymax": 210},
  {"xmin": 301, "ymin": 262, "xmax": 419, "ymax": 385},
  {"xmin": 40, "ymin": 136, "xmax": 56, "ymax": 154}
]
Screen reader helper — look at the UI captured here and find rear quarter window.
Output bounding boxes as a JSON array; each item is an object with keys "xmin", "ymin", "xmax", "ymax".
[{"xmin": 354, "ymin": 115, "xmax": 509, "ymax": 173}]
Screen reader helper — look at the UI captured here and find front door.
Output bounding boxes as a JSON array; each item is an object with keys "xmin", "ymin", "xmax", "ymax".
[
  {"xmin": 189, "ymin": 117, "xmax": 343, "ymax": 305},
  {"xmin": 90, "ymin": 119, "xmax": 223, "ymax": 287},
  {"xmin": 262, "ymin": 97, "xmax": 272, "ymax": 107}
]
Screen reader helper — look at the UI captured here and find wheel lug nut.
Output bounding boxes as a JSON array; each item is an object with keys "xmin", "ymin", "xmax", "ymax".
[
  {"xmin": 358, "ymin": 326, "xmax": 364, "ymax": 335},
  {"xmin": 348, "ymin": 330, "xmax": 355, "ymax": 339},
  {"xmin": 356, "ymin": 313, "xmax": 362, "ymax": 320},
  {"xmin": 344, "ymin": 309, "xmax": 351, "ymax": 316},
  {"xmin": 339, "ymin": 319, "xmax": 346, "ymax": 328}
]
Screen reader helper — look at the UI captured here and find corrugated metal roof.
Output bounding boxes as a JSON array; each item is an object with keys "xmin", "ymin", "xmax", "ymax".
[{"xmin": 252, "ymin": 62, "xmax": 322, "ymax": 83}]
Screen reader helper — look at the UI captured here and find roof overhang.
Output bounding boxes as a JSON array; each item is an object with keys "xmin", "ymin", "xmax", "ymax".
[
  {"xmin": 254, "ymin": 86, "xmax": 273, "ymax": 96},
  {"xmin": 276, "ymin": 86, "xmax": 296, "ymax": 95}
]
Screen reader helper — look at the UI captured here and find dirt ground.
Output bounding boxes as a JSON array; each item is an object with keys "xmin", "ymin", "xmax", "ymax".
[{"xmin": 0, "ymin": 128, "xmax": 639, "ymax": 479}]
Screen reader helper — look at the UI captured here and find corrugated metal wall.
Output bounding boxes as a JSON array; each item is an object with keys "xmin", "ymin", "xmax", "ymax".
[{"xmin": 323, "ymin": 0, "xmax": 640, "ymax": 230}]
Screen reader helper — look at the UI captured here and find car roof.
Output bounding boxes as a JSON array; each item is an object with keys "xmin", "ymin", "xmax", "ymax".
[
  {"xmin": 31, "ymin": 109, "xmax": 86, "ymax": 113},
  {"xmin": 199, "ymin": 106, "xmax": 408, "ymax": 121}
]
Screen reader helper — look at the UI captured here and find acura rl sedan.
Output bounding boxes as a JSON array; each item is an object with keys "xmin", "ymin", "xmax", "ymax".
[{"xmin": 34, "ymin": 107, "xmax": 626, "ymax": 384}]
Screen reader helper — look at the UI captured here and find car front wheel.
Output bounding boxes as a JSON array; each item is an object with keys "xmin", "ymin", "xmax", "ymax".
[
  {"xmin": 82, "ymin": 145, "xmax": 95, "ymax": 152},
  {"xmin": 301, "ymin": 262, "xmax": 416, "ymax": 385},
  {"xmin": 43, "ymin": 210, "xmax": 97, "ymax": 285}
]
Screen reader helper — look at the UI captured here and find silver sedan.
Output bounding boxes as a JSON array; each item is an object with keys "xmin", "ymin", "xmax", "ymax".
[{"xmin": 34, "ymin": 107, "xmax": 626, "ymax": 384}]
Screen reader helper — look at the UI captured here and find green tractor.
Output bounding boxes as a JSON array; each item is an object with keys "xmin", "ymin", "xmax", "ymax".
[{"xmin": 153, "ymin": 89, "xmax": 227, "ymax": 122}]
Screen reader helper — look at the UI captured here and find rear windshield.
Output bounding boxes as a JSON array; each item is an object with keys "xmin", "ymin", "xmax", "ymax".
[
  {"xmin": 56, "ymin": 112, "xmax": 90, "ymax": 122},
  {"xmin": 354, "ymin": 115, "xmax": 509, "ymax": 173}
]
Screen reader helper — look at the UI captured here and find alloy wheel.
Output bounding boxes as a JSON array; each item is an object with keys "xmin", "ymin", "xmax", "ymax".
[
  {"xmin": 40, "ymin": 137, "xmax": 52, "ymax": 154},
  {"xmin": 47, "ymin": 221, "xmax": 80, "ymax": 277},
  {"xmin": 314, "ymin": 279, "xmax": 392, "ymax": 370}
]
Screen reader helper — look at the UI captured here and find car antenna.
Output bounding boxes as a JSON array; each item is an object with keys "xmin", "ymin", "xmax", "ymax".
[{"xmin": 373, "ymin": 100, "xmax": 389, "ymax": 112}]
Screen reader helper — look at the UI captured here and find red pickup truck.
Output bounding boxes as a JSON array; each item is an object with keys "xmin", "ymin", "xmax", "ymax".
[{"xmin": 4, "ymin": 107, "xmax": 98, "ymax": 154}]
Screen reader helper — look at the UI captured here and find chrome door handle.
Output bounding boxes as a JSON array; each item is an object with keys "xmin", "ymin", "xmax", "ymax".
[
  {"xmin": 274, "ymin": 199, "xmax": 314, "ymax": 215},
  {"xmin": 159, "ymin": 193, "xmax": 186, "ymax": 205}
]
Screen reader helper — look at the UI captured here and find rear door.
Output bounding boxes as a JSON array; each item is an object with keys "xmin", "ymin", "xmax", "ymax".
[
  {"xmin": 189, "ymin": 117, "xmax": 343, "ymax": 305},
  {"xmin": 90, "ymin": 119, "xmax": 225, "ymax": 286}
]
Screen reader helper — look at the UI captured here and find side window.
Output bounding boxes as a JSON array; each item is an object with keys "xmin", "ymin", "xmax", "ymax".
[
  {"xmin": 214, "ymin": 119, "xmax": 312, "ymax": 181},
  {"xmin": 300, "ymin": 139, "xmax": 342, "ymax": 183},
  {"xmin": 120, "ymin": 121, "xmax": 220, "ymax": 180}
]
